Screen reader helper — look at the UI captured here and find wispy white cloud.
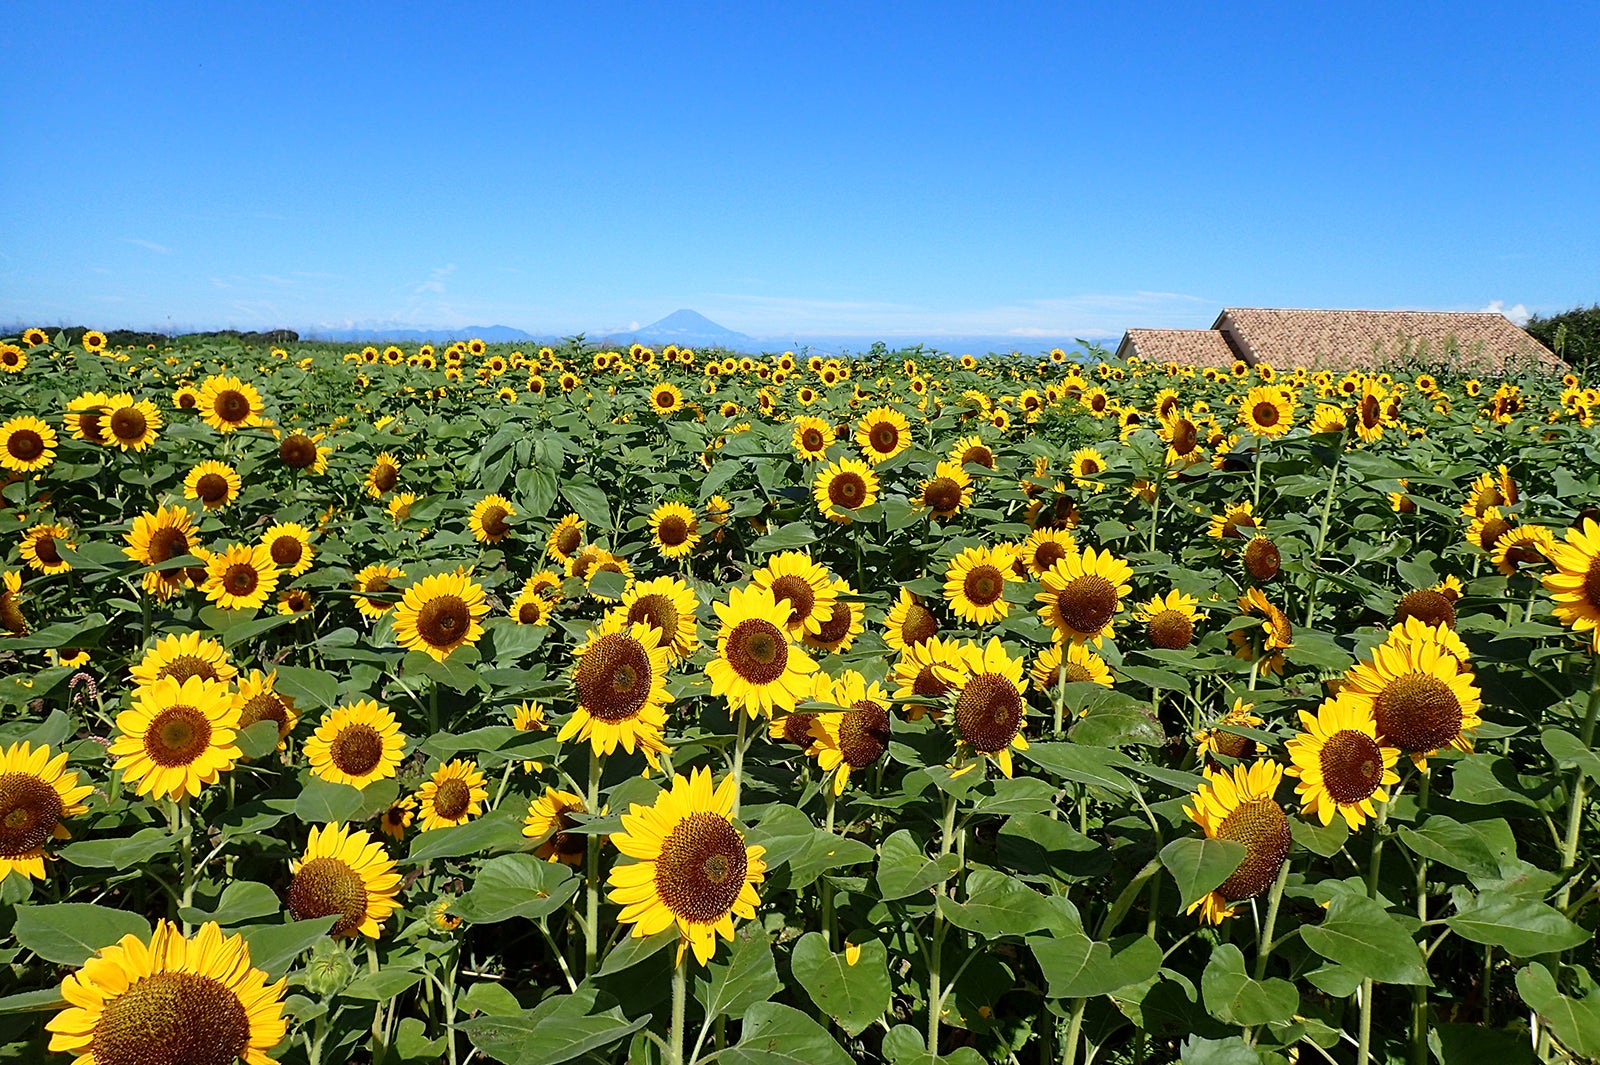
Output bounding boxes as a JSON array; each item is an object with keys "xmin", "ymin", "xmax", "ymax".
[
  {"xmin": 414, "ymin": 264, "xmax": 457, "ymax": 296},
  {"xmin": 1480, "ymin": 299, "xmax": 1530, "ymax": 326},
  {"xmin": 122, "ymin": 238, "xmax": 171, "ymax": 255}
]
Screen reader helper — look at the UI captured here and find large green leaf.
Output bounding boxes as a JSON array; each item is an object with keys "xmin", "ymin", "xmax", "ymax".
[
  {"xmin": 1199, "ymin": 944, "xmax": 1299, "ymax": 1026},
  {"xmin": 1445, "ymin": 891, "xmax": 1589, "ymax": 957},
  {"xmin": 720, "ymin": 1001, "xmax": 852, "ymax": 1065},
  {"xmin": 405, "ymin": 804, "xmax": 530, "ymax": 863},
  {"xmin": 1300, "ymin": 893, "xmax": 1429, "ymax": 986},
  {"xmin": 1515, "ymin": 964, "xmax": 1600, "ymax": 1059},
  {"xmin": 460, "ymin": 990, "xmax": 650, "ymax": 1065},
  {"xmin": 13, "ymin": 904, "xmax": 150, "ymax": 966},
  {"xmin": 1159, "ymin": 837, "xmax": 1246, "ymax": 911},
  {"xmin": 876, "ymin": 829, "xmax": 960, "ymax": 900},
  {"xmin": 294, "ymin": 776, "xmax": 398, "ymax": 824},
  {"xmin": 1396, "ymin": 816, "xmax": 1510, "ymax": 879},
  {"xmin": 239, "ymin": 916, "xmax": 339, "ymax": 979},
  {"xmin": 789, "ymin": 933, "xmax": 892, "ymax": 1036},
  {"xmin": 1027, "ymin": 923, "xmax": 1161, "ymax": 998},
  {"xmin": 1022, "ymin": 743, "xmax": 1134, "ymax": 792},
  {"xmin": 450, "ymin": 854, "xmax": 580, "ymax": 924},
  {"xmin": 696, "ymin": 927, "xmax": 781, "ymax": 1020},
  {"xmin": 179, "ymin": 881, "xmax": 283, "ymax": 927},
  {"xmin": 936, "ymin": 868, "xmax": 1050, "ymax": 937}
]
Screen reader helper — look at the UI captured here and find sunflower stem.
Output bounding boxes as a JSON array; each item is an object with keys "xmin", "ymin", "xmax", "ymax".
[
  {"xmin": 1411, "ymin": 774, "xmax": 1432, "ymax": 1065},
  {"xmin": 669, "ymin": 956, "xmax": 688, "ymax": 1065},
  {"xmin": 927, "ymin": 783, "xmax": 960, "ymax": 1055},
  {"xmin": 1252, "ymin": 858, "xmax": 1291, "ymax": 981},
  {"xmin": 1556, "ymin": 652, "xmax": 1600, "ymax": 908},
  {"xmin": 1357, "ymin": 798, "xmax": 1391, "ymax": 1065},
  {"xmin": 1060, "ymin": 996, "xmax": 1088, "ymax": 1065},
  {"xmin": 429, "ymin": 683, "xmax": 440, "ymax": 735},
  {"xmin": 584, "ymin": 747, "xmax": 603, "ymax": 978},
  {"xmin": 1301, "ymin": 430, "xmax": 1346, "ymax": 628},
  {"xmin": 731, "ymin": 711, "xmax": 749, "ymax": 818},
  {"xmin": 174, "ymin": 796, "xmax": 196, "ymax": 930},
  {"xmin": 821, "ymin": 786, "xmax": 837, "ymax": 950},
  {"xmin": 1146, "ymin": 484, "xmax": 1160, "ymax": 553}
]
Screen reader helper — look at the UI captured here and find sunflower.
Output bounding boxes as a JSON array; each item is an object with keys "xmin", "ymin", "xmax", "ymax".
[
  {"xmin": 808, "ymin": 672, "xmax": 892, "ymax": 795},
  {"xmin": 184, "ymin": 460, "xmax": 242, "ymax": 511},
  {"xmin": 505, "ymin": 588, "xmax": 550, "ymax": 627},
  {"xmin": 560, "ymin": 614, "xmax": 673, "ymax": 764},
  {"xmin": 522, "ymin": 569, "xmax": 565, "ymax": 603},
  {"xmin": 63, "ymin": 391, "xmax": 116, "ymax": 445},
  {"xmin": 1030, "ymin": 641, "xmax": 1113, "ymax": 692},
  {"xmin": 884, "ymin": 588, "xmax": 939, "ymax": 652},
  {"xmin": 286, "ymin": 822, "xmax": 403, "ymax": 939},
  {"xmin": 608, "ymin": 767, "xmax": 767, "ymax": 966},
  {"xmin": 565, "ymin": 543, "xmax": 612, "ymax": 583},
  {"xmin": 1544, "ymin": 518, "xmax": 1600, "ymax": 650},
  {"xmin": 0, "ymin": 343, "xmax": 25, "ymax": 373},
  {"xmin": 801, "ymin": 579, "xmax": 865, "ymax": 654},
  {"xmin": 201, "ymin": 543, "xmax": 280, "ymax": 613},
  {"xmin": 0, "ymin": 415, "xmax": 57, "ymax": 473},
  {"xmin": 1158, "ymin": 409, "xmax": 1206, "ymax": 467},
  {"xmin": 945, "ymin": 434, "xmax": 993, "ymax": 470},
  {"xmin": 1195, "ymin": 698, "xmax": 1266, "ymax": 765},
  {"xmin": 352, "ymin": 563, "xmax": 404, "ymax": 618},
  {"xmin": 416, "ymin": 760, "xmax": 488, "ymax": 832},
  {"xmin": 386, "ymin": 492, "xmax": 418, "ymax": 524},
  {"xmin": 1492, "ymin": 524, "xmax": 1554, "ymax": 577},
  {"xmin": 813, "ymin": 458, "xmax": 879, "ymax": 523},
  {"xmin": 1285, "ymin": 699, "xmax": 1399, "ymax": 830},
  {"xmin": 1309, "ymin": 403, "xmax": 1348, "ymax": 435},
  {"xmin": 1242, "ymin": 534, "xmax": 1282, "ymax": 582},
  {"xmin": 469, "ymin": 495, "xmax": 516, "ymax": 544},
  {"xmin": 611, "ymin": 576, "xmax": 700, "ymax": 663},
  {"xmin": 645, "ymin": 381, "xmax": 683, "ymax": 415},
  {"xmin": 198, "ymin": 375, "xmax": 265, "ymax": 433},
  {"xmin": 523, "ymin": 787, "xmax": 590, "ymax": 865},
  {"xmin": 130, "ymin": 631, "xmax": 238, "ymax": 689},
  {"xmin": 649, "ymin": 502, "xmax": 701, "ymax": 559},
  {"xmin": 1466, "ymin": 506, "xmax": 1516, "ymax": 554},
  {"xmin": 1182, "ymin": 761, "xmax": 1291, "ymax": 924},
  {"xmin": 943, "ymin": 545, "xmax": 1022, "ymax": 626},
  {"xmin": 1134, "ymin": 590, "xmax": 1200, "ymax": 650},
  {"xmin": 1068, "ymin": 447, "xmax": 1108, "ymax": 492},
  {"xmin": 790, "ymin": 415, "xmax": 834, "ymax": 461},
  {"xmin": 707, "ymin": 585, "xmax": 818, "ymax": 718},
  {"xmin": 0, "ymin": 741, "xmax": 93, "ymax": 882},
  {"xmin": 109, "ymin": 676, "xmax": 241, "ymax": 799},
  {"xmin": 1036, "ymin": 547, "xmax": 1133, "ymax": 645},
  {"xmin": 99, "ymin": 394, "xmax": 163, "ymax": 451},
  {"xmin": 584, "ymin": 553, "xmax": 633, "ymax": 600},
  {"xmin": 916, "ymin": 461, "xmax": 974, "ymax": 520},
  {"xmin": 376, "ymin": 796, "xmax": 416, "ymax": 841},
  {"xmin": 21, "ymin": 327, "xmax": 48, "ymax": 347},
  {"xmin": 1229, "ymin": 588, "xmax": 1294, "ymax": 676},
  {"xmin": 1236, "ymin": 386, "xmax": 1295, "ymax": 438},
  {"xmin": 1019, "ymin": 528, "xmax": 1077, "ymax": 578},
  {"xmin": 854, "ymin": 406, "xmax": 912, "ymax": 463},
  {"xmin": 393, "ymin": 570, "xmax": 489, "ymax": 662},
  {"xmin": 938, "ymin": 637, "xmax": 1030, "ymax": 777},
  {"xmin": 0, "ymin": 570, "xmax": 24, "ymax": 635},
  {"xmin": 46, "ymin": 920, "xmax": 288, "ymax": 1065},
  {"xmin": 1461, "ymin": 465, "xmax": 1517, "ymax": 517},
  {"xmin": 20, "ymin": 522, "xmax": 74, "ymax": 575},
  {"xmin": 364, "ymin": 452, "xmax": 401, "ymax": 498},
  {"xmin": 305, "ymin": 700, "xmax": 406, "ymax": 789},
  {"xmin": 80, "ymin": 328, "xmax": 108, "ymax": 352},
  {"xmin": 276, "ymin": 430, "xmax": 330, "ymax": 473},
  {"xmin": 225, "ymin": 670, "xmax": 298, "ymax": 754},
  {"xmin": 1334, "ymin": 628, "xmax": 1482, "ymax": 766},
  {"xmin": 1207, "ymin": 502, "xmax": 1261, "ymax": 540},
  {"xmin": 752, "ymin": 551, "xmax": 837, "ymax": 639},
  {"xmin": 260, "ymin": 522, "xmax": 314, "ymax": 577}
]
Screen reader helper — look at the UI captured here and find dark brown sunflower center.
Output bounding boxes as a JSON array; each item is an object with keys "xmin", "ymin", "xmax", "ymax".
[
  {"xmin": 1319, "ymin": 730, "xmax": 1385, "ymax": 804},
  {"xmin": 1244, "ymin": 537, "xmax": 1281, "ymax": 582},
  {"xmin": 654, "ymin": 811, "xmax": 748, "ymax": 924},
  {"xmin": 1251, "ymin": 402, "xmax": 1280, "ymax": 427},
  {"xmin": 574, "ymin": 633, "xmax": 652, "ymax": 721},
  {"xmin": 370, "ymin": 463, "xmax": 398, "ymax": 493},
  {"xmin": 1029, "ymin": 542, "xmax": 1066, "ymax": 574},
  {"xmin": 279, "ymin": 435, "xmax": 317, "ymax": 468},
  {"xmin": 811, "ymin": 603, "xmax": 852, "ymax": 645},
  {"xmin": 1076, "ymin": 458, "xmax": 1102, "ymax": 476},
  {"xmin": 160, "ymin": 655, "xmax": 218, "ymax": 683},
  {"xmin": 768, "ymin": 575, "xmax": 816, "ymax": 627},
  {"xmin": 147, "ymin": 527, "xmax": 190, "ymax": 564},
  {"xmin": 961, "ymin": 446, "xmax": 994, "ymax": 469},
  {"xmin": 177, "ymin": 391, "xmax": 198, "ymax": 409},
  {"xmin": 268, "ymin": 536, "xmax": 303, "ymax": 568},
  {"xmin": 655, "ymin": 390, "xmax": 675, "ymax": 408},
  {"xmin": 215, "ymin": 390, "xmax": 250, "ymax": 422},
  {"xmin": 1057, "ymin": 661, "xmax": 1094, "ymax": 684},
  {"xmin": 869, "ymin": 424, "xmax": 900, "ymax": 453},
  {"xmin": 550, "ymin": 809, "xmax": 587, "ymax": 859},
  {"xmin": 912, "ymin": 664, "xmax": 951, "ymax": 698},
  {"xmin": 962, "ymin": 565, "xmax": 1005, "ymax": 607},
  {"xmin": 361, "ymin": 575, "xmax": 392, "ymax": 598},
  {"xmin": 554, "ymin": 525, "xmax": 582, "ymax": 556},
  {"xmin": 516, "ymin": 599, "xmax": 547, "ymax": 625},
  {"xmin": 1373, "ymin": 672, "xmax": 1463, "ymax": 753},
  {"xmin": 223, "ymin": 564, "xmax": 260, "ymax": 598},
  {"xmin": 286, "ymin": 855, "xmax": 370, "ymax": 937},
  {"xmin": 31, "ymin": 533, "xmax": 62, "ymax": 564},
  {"xmin": 1584, "ymin": 559, "xmax": 1600, "ymax": 610},
  {"xmin": 1209, "ymin": 728, "xmax": 1257, "ymax": 761},
  {"xmin": 90, "ymin": 970, "xmax": 251, "ymax": 1065},
  {"xmin": 432, "ymin": 778, "xmax": 471, "ymax": 821},
  {"xmin": 898, "ymin": 602, "xmax": 937, "ymax": 646},
  {"xmin": 840, "ymin": 704, "xmax": 891, "ymax": 768},
  {"xmin": 194, "ymin": 474, "xmax": 229, "ymax": 504},
  {"xmin": 657, "ymin": 515, "xmax": 691, "ymax": 546},
  {"xmin": 923, "ymin": 477, "xmax": 962, "ymax": 513},
  {"xmin": 0, "ymin": 772, "xmax": 64, "ymax": 856},
  {"xmin": 1171, "ymin": 419, "xmax": 1198, "ymax": 454},
  {"xmin": 480, "ymin": 506, "xmax": 509, "ymax": 538},
  {"xmin": 1476, "ymin": 517, "xmax": 1512, "ymax": 551},
  {"xmin": 1215, "ymin": 798, "xmax": 1291, "ymax": 902},
  {"xmin": 143, "ymin": 706, "xmax": 213, "ymax": 768},
  {"xmin": 1361, "ymin": 396, "xmax": 1382, "ymax": 427},
  {"xmin": 238, "ymin": 693, "xmax": 289, "ymax": 736},
  {"xmin": 954, "ymin": 673, "xmax": 1024, "ymax": 753},
  {"xmin": 1056, "ymin": 575, "xmax": 1118, "ymax": 635},
  {"xmin": 800, "ymin": 428, "xmax": 825, "ymax": 452},
  {"xmin": 416, "ymin": 595, "xmax": 470, "ymax": 648},
  {"xmin": 828, "ymin": 473, "xmax": 866, "ymax": 507},
  {"xmin": 330, "ymin": 725, "xmax": 384, "ymax": 776},
  {"xmin": 1091, "ymin": 395, "xmax": 1108, "ymax": 412},
  {"xmin": 781, "ymin": 711, "xmax": 817, "ymax": 748},
  {"xmin": 110, "ymin": 407, "xmax": 147, "ymax": 440},
  {"xmin": 7, "ymin": 430, "xmax": 43, "ymax": 461},
  {"xmin": 1148, "ymin": 609, "xmax": 1194, "ymax": 650},
  {"xmin": 79, "ymin": 410, "xmax": 108, "ymax": 443},
  {"xmin": 1395, "ymin": 589, "xmax": 1455, "ymax": 628},
  {"xmin": 725, "ymin": 619, "xmax": 789, "ymax": 685},
  {"xmin": 571, "ymin": 551, "xmax": 603, "ymax": 580}
]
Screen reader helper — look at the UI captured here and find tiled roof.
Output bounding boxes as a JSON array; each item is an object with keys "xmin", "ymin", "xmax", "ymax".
[
  {"xmin": 1117, "ymin": 329, "xmax": 1241, "ymax": 366},
  {"xmin": 1215, "ymin": 308, "xmax": 1562, "ymax": 373}
]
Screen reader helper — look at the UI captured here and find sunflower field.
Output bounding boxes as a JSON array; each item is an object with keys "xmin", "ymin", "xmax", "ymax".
[{"xmin": 1, "ymin": 327, "xmax": 1599, "ymax": 1065}]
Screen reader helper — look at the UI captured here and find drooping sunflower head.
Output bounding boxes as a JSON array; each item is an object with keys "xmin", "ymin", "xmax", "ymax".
[
  {"xmin": 707, "ymin": 584, "xmax": 818, "ymax": 718},
  {"xmin": 393, "ymin": 570, "xmax": 490, "ymax": 662},
  {"xmin": 109, "ymin": 676, "xmax": 242, "ymax": 800},
  {"xmin": 1492, "ymin": 524, "xmax": 1554, "ymax": 577},
  {"xmin": 1195, "ymin": 698, "xmax": 1265, "ymax": 765},
  {"xmin": 287, "ymin": 822, "xmax": 403, "ymax": 938},
  {"xmin": 1036, "ymin": 547, "xmax": 1133, "ymax": 645},
  {"xmin": 810, "ymin": 671, "xmax": 893, "ymax": 794},
  {"xmin": 1134, "ymin": 589, "xmax": 1200, "ymax": 650},
  {"xmin": 1285, "ymin": 699, "xmax": 1400, "ymax": 829},
  {"xmin": 1242, "ymin": 534, "xmax": 1282, "ymax": 582},
  {"xmin": 1182, "ymin": 760, "xmax": 1291, "ymax": 923},
  {"xmin": 1230, "ymin": 587, "xmax": 1294, "ymax": 675}
]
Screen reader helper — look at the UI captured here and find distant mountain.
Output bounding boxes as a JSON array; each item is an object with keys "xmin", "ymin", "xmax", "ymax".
[
  {"xmin": 611, "ymin": 309, "xmax": 757, "ymax": 350},
  {"xmin": 306, "ymin": 324, "xmax": 544, "ymax": 344}
]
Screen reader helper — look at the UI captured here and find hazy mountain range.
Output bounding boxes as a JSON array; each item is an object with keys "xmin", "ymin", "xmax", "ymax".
[{"xmin": 303, "ymin": 309, "xmax": 1112, "ymax": 356}]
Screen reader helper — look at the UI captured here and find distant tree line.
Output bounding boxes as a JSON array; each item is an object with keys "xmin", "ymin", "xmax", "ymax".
[
  {"xmin": 1524, "ymin": 304, "xmax": 1600, "ymax": 373},
  {"xmin": 6, "ymin": 326, "xmax": 300, "ymax": 347}
]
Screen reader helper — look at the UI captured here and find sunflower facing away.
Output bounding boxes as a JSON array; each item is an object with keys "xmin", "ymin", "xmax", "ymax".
[
  {"xmin": 47, "ymin": 920, "xmax": 287, "ymax": 1065},
  {"xmin": 129, "ymin": 631, "xmax": 237, "ymax": 689},
  {"xmin": 304, "ymin": 700, "xmax": 407, "ymax": 789},
  {"xmin": 416, "ymin": 759, "xmax": 489, "ymax": 831},
  {"xmin": 938, "ymin": 637, "xmax": 1030, "ymax": 777},
  {"xmin": 1334, "ymin": 626, "xmax": 1481, "ymax": 767},
  {"xmin": 201, "ymin": 544, "xmax": 281, "ymax": 613},
  {"xmin": 0, "ymin": 741, "xmax": 93, "ymax": 882},
  {"xmin": 1285, "ymin": 699, "xmax": 1400, "ymax": 830},
  {"xmin": 523, "ymin": 787, "xmax": 590, "ymax": 865},
  {"xmin": 469, "ymin": 495, "xmax": 516, "ymax": 544},
  {"xmin": 807, "ymin": 671, "xmax": 893, "ymax": 795},
  {"xmin": 943, "ymin": 544, "xmax": 1022, "ymax": 626},
  {"xmin": 706, "ymin": 585, "xmax": 819, "ymax": 718},
  {"xmin": 109, "ymin": 676, "xmax": 242, "ymax": 800},
  {"xmin": 813, "ymin": 458, "xmax": 880, "ymax": 523},
  {"xmin": 752, "ymin": 551, "xmax": 837, "ymax": 639},
  {"xmin": 560, "ymin": 613, "xmax": 673, "ymax": 764},
  {"xmin": 287, "ymin": 822, "xmax": 403, "ymax": 938},
  {"xmin": 197, "ymin": 375, "xmax": 265, "ymax": 433},
  {"xmin": 1182, "ymin": 761, "xmax": 1292, "ymax": 924},
  {"xmin": 648, "ymin": 502, "xmax": 700, "ymax": 559},
  {"xmin": 608, "ymin": 767, "xmax": 767, "ymax": 965},
  {"xmin": 393, "ymin": 570, "xmax": 490, "ymax": 662},
  {"xmin": 1036, "ymin": 547, "xmax": 1134, "ymax": 645},
  {"xmin": 1543, "ymin": 517, "xmax": 1600, "ymax": 650}
]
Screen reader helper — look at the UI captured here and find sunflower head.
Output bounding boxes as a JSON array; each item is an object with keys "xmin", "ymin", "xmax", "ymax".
[
  {"xmin": 1182, "ymin": 761, "xmax": 1291, "ymax": 923},
  {"xmin": 393, "ymin": 570, "xmax": 490, "ymax": 662}
]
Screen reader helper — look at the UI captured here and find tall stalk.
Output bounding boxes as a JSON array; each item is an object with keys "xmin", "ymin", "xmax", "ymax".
[
  {"xmin": 583, "ymin": 747, "xmax": 603, "ymax": 977},
  {"xmin": 1358, "ymin": 798, "xmax": 1391, "ymax": 1065},
  {"xmin": 927, "ymin": 784, "xmax": 960, "ymax": 1054},
  {"xmin": 1302, "ymin": 430, "xmax": 1348, "ymax": 627}
]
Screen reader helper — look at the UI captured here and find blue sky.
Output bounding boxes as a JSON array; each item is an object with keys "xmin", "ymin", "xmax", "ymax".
[{"xmin": 4, "ymin": 2, "xmax": 1597, "ymax": 340}]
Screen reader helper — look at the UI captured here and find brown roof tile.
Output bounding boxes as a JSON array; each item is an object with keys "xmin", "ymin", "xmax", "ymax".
[
  {"xmin": 1117, "ymin": 329, "xmax": 1241, "ymax": 366},
  {"xmin": 1215, "ymin": 308, "xmax": 1562, "ymax": 373}
]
